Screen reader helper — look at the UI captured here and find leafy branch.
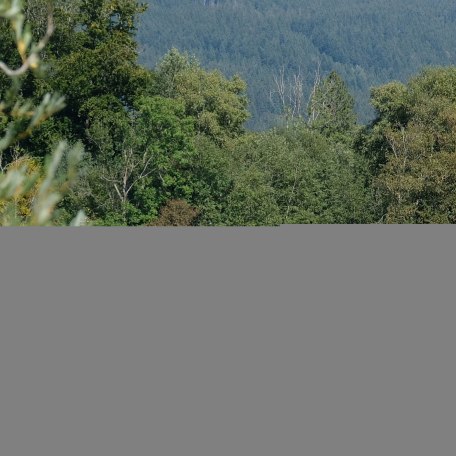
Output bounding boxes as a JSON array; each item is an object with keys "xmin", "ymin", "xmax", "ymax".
[{"xmin": 0, "ymin": 0, "xmax": 84, "ymax": 226}]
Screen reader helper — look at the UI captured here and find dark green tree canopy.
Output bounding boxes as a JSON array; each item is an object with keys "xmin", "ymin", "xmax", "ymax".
[
  {"xmin": 80, "ymin": 0, "xmax": 147, "ymax": 46},
  {"xmin": 154, "ymin": 49, "xmax": 250, "ymax": 145},
  {"xmin": 359, "ymin": 67, "xmax": 456, "ymax": 223},
  {"xmin": 309, "ymin": 71, "xmax": 357, "ymax": 139},
  {"xmin": 5, "ymin": 0, "xmax": 456, "ymax": 226}
]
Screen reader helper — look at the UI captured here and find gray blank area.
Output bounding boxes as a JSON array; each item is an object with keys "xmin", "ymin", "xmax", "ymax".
[{"xmin": 0, "ymin": 227, "xmax": 455, "ymax": 456}]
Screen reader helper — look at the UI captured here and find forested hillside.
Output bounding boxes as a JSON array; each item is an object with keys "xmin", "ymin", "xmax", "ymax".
[
  {"xmin": 138, "ymin": 0, "xmax": 456, "ymax": 128},
  {"xmin": 2, "ymin": 0, "xmax": 456, "ymax": 225}
]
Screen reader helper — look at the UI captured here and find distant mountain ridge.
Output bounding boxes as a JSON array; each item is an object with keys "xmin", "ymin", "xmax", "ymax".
[{"xmin": 138, "ymin": 0, "xmax": 456, "ymax": 128}]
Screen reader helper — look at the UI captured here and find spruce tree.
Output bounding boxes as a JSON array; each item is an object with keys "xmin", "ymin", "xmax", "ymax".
[{"xmin": 308, "ymin": 71, "xmax": 357, "ymax": 139}]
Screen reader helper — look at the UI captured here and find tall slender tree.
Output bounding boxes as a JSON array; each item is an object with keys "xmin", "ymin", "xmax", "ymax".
[{"xmin": 308, "ymin": 71, "xmax": 357, "ymax": 139}]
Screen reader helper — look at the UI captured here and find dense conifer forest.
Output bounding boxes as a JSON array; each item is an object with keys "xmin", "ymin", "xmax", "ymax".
[
  {"xmin": 1, "ymin": 0, "xmax": 456, "ymax": 225},
  {"xmin": 138, "ymin": 0, "xmax": 456, "ymax": 128}
]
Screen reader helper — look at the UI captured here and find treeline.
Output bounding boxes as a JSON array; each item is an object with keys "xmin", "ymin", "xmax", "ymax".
[
  {"xmin": 138, "ymin": 0, "xmax": 456, "ymax": 128},
  {"xmin": 1, "ymin": 0, "xmax": 456, "ymax": 225}
]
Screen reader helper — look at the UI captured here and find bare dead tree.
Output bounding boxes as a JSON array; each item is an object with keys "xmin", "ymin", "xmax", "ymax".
[
  {"xmin": 270, "ymin": 65, "xmax": 287, "ymax": 114},
  {"xmin": 289, "ymin": 68, "xmax": 304, "ymax": 121},
  {"xmin": 307, "ymin": 59, "xmax": 322, "ymax": 126},
  {"xmin": 86, "ymin": 130, "xmax": 155, "ymax": 224},
  {"xmin": 270, "ymin": 65, "xmax": 307, "ymax": 127}
]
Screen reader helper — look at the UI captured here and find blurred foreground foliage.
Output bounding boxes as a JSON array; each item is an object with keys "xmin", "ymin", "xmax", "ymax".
[{"xmin": 0, "ymin": 0, "xmax": 84, "ymax": 226}]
